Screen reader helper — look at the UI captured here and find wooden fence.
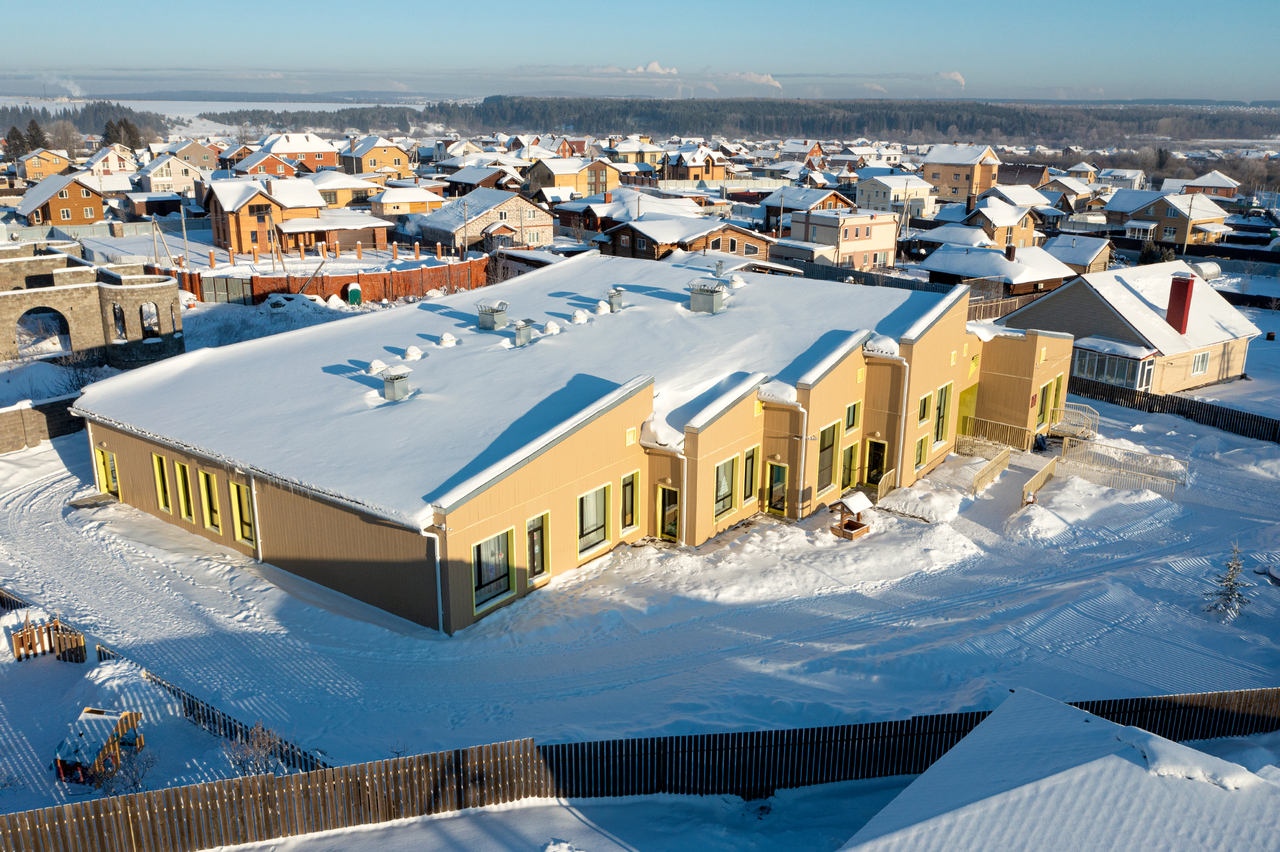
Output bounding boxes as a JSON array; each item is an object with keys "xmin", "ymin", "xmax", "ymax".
[
  {"xmin": 10, "ymin": 617, "xmax": 86, "ymax": 663},
  {"xmin": 876, "ymin": 468, "xmax": 898, "ymax": 503},
  {"xmin": 1068, "ymin": 375, "xmax": 1280, "ymax": 444},
  {"xmin": 95, "ymin": 646, "xmax": 325, "ymax": 774},
  {"xmin": 1, "ymin": 686, "xmax": 1278, "ymax": 852},
  {"xmin": 1056, "ymin": 459, "xmax": 1177, "ymax": 496},
  {"xmin": 972, "ymin": 447, "xmax": 1010, "ymax": 496},
  {"xmin": 966, "ymin": 293, "xmax": 1043, "ymax": 321},
  {"xmin": 0, "ymin": 587, "xmax": 28, "ymax": 614},
  {"xmin": 1023, "ymin": 457, "xmax": 1057, "ymax": 504},
  {"xmin": 958, "ymin": 415, "xmax": 1034, "ymax": 453},
  {"xmin": 1060, "ymin": 435, "xmax": 1188, "ymax": 486}
]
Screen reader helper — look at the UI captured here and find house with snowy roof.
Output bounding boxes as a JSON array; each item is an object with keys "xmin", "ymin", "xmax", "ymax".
[
  {"xmin": 83, "ymin": 146, "xmax": 137, "ymax": 178},
  {"xmin": 599, "ymin": 215, "xmax": 773, "ymax": 261},
  {"xmin": 443, "ymin": 165, "xmax": 524, "ymax": 196},
  {"xmin": 301, "ymin": 170, "xmax": 382, "ymax": 208},
  {"xmin": 136, "ymin": 153, "xmax": 205, "ymax": 196},
  {"xmin": 1095, "ymin": 168, "xmax": 1147, "ymax": 190},
  {"xmin": 1182, "ymin": 169, "xmax": 1241, "ymax": 200},
  {"xmin": 553, "ymin": 187, "xmax": 704, "ymax": 234},
  {"xmin": 369, "ymin": 186, "xmax": 445, "ymax": 219},
  {"xmin": 258, "ymin": 133, "xmax": 339, "ymax": 171},
  {"xmin": 660, "ymin": 145, "xmax": 730, "ymax": 181},
  {"xmin": 921, "ymin": 145, "xmax": 1000, "ymax": 200},
  {"xmin": 839, "ymin": 689, "xmax": 1280, "ymax": 852},
  {"xmin": 17, "ymin": 148, "xmax": 71, "ymax": 182},
  {"xmin": 16, "ymin": 172, "xmax": 105, "ymax": 226},
  {"xmin": 855, "ymin": 175, "xmax": 937, "ymax": 219},
  {"xmin": 603, "ymin": 137, "xmax": 665, "ymax": 166},
  {"xmin": 922, "ymin": 244, "xmax": 1073, "ymax": 297},
  {"xmin": 1040, "ymin": 175, "xmax": 1094, "ymax": 212},
  {"xmin": 785, "ymin": 209, "xmax": 899, "ymax": 270},
  {"xmin": 1041, "ymin": 234, "xmax": 1112, "ymax": 274},
  {"xmin": 1000, "ymin": 261, "xmax": 1259, "ymax": 394},
  {"xmin": 72, "ymin": 254, "xmax": 1069, "ymax": 632},
  {"xmin": 232, "ymin": 150, "xmax": 299, "ymax": 178},
  {"xmin": 340, "ymin": 137, "xmax": 413, "ymax": 179},
  {"xmin": 1106, "ymin": 190, "xmax": 1230, "ymax": 247},
  {"xmin": 205, "ymin": 177, "xmax": 390, "ymax": 255},
  {"xmin": 524, "ymin": 158, "xmax": 622, "ymax": 199},
  {"xmin": 759, "ymin": 187, "xmax": 855, "ymax": 232},
  {"xmin": 409, "ymin": 187, "xmax": 552, "ymax": 252}
]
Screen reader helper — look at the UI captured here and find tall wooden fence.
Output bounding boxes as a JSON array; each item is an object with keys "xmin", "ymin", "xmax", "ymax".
[
  {"xmin": 1068, "ymin": 375, "xmax": 1280, "ymax": 444},
  {"xmin": 1022, "ymin": 457, "xmax": 1057, "ymax": 504},
  {"xmin": 971, "ymin": 446, "xmax": 1010, "ymax": 496},
  {"xmin": 96, "ymin": 646, "xmax": 325, "ymax": 774},
  {"xmin": 10, "ymin": 618, "xmax": 85, "ymax": 663},
  {"xmin": 2, "ymin": 686, "xmax": 1278, "ymax": 852}
]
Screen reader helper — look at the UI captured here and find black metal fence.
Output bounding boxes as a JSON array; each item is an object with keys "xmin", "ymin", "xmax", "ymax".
[{"xmin": 1068, "ymin": 375, "xmax": 1280, "ymax": 443}]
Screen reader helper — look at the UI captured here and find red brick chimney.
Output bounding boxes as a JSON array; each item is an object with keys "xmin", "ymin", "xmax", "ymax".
[
  {"xmin": 965, "ymin": 194, "xmax": 976, "ymax": 214},
  {"xmin": 1167, "ymin": 274, "xmax": 1194, "ymax": 334},
  {"xmin": 603, "ymin": 191, "xmax": 612, "ymax": 203},
  {"xmin": 1004, "ymin": 244, "xmax": 1016, "ymax": 262}
]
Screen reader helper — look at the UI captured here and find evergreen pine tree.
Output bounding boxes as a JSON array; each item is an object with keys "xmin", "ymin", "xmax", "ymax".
[
  {"xmin": 103, "ymin": 119, "xmax": 119, "ymax": 146},
  {"xmin": 119, "ymin": 119, "xmax": 142, "ymax": 150},
  {"xmin": 1205, "ymin": 543, "xmax": 1252, "ymax": 623},
  {"xmin": 4, "ymin": 125, "xmax": 28, "ymax": 159},
  {"xmin": 25, "ymin": 119, "xmax": 48, "ymax": 151}
]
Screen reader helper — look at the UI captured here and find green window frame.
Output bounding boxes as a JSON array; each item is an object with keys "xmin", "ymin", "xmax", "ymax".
[{"xmin": 816, "ymin": 424, "xmax": 838, "ymax": 492}]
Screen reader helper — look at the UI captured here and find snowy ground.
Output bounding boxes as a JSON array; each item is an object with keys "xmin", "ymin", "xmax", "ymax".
[
  {"xmin": 1177, "ymin": 306, "xmax": 1280, "ymax": 418},
  {"xmin": 0, "ymin": 391, "xmax": 1278, "ymax": 818},
  {"xmin": 1213, "ymin": 272, "xmax": 1280, "ymax": 300}
]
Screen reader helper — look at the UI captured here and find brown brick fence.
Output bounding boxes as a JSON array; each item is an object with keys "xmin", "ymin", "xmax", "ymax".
[{"xmin": 0, "ymin": 394, "xmax": 83, "ymax": 456}]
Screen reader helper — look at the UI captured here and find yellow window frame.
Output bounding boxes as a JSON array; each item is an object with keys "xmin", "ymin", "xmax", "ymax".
[
  {"xmin": 228, "ymin": 481, "xmax": 255, "ymax": 546},
  {"xmin": 175, "ymin": 462, "xmax": 194, "ymax": 522},
  {"xmin": 198, "ymin": 470, "xmax": 221, "ymax": 533},
  {"xmin": 151, "ymin": 454, "xmax": 171, "ymax": 513}
]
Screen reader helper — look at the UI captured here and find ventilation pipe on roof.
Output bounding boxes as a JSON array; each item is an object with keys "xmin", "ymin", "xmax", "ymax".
[
  {"xmin": 1167, "ymin": 274, "xmax": 1194, "ymax": 335},
  {"xmin": 689, "ymin": 279, "xmax": 726, "ymax": 314},
  {"xmin": 607, "ymin": 287, "xmax": 625, "ymax": 312},
  {"xmin": 512, "ymin": 320, "xmax": 532, "ymax": 347},
  {"xmin": 382, "ymin": 365, "xmax": 412, "ymax": 401},
  {"xmin": 1005, "ymin": 244, "xmax": 1017, "ymax": 262},
  {"xmin": 477, "ymin": 299, "xmax": 509, "ymax": 330}
]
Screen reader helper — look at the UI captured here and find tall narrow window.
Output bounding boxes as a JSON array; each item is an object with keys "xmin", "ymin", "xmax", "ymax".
[
  {"xmin": 527, "ymin": 515, "xmax": 547, "ymax": 581},
  {"xmin": 934, "ymin": 384, "xmax": 951, "ymax": 444},
  {"xmin": 95, "ymin": 448, "xmax": 119, "ymax": 498},
  {"xmin": 845, "ymin": 401, "xmax": 862, "ymax": 432},
  {"xmin": 229, "ymin": 482, "xmax": 255, "ymax": 546},
  {"xmin": 841, "ymin": 444, "xmax": 857, "ymax": 489},
  {"xmin": 473, "ymin": 530, "xmax": 512, "ymax": 606},
  {"xmin": 816, "ymin": 424, "xmax": 838, "ymax": 492},
  {"xmin": 139, "ymin": 303, "xmax": 160, "ymax": 339},
  {"xmin": 742, "ymin": 447, "xmax": 758, "ymax": 503},
  {"xmin": 198, "ymin": 470, "xmax": 221, "ymax": 533},
  {"xmin": 714, "ymin": 458, "xmax": 736, "ymax": 517},
  {"xmin": 915, "ymin": 436, "xmax": 928, "ymax": 468},
  {"xmin": 175, "ymin": 463, "xmax": 193, "ymax": 522},
  {"xmin": 620, "ymin": 474, "xmax": 636, "ymax": 530},
  {"xmin": 578, "ymin": 486, "xmax": 608, "ymax": 553},
  {"xmin": 152, "ymin": 454, "xmax": 171, "ymax": 513},
  {"xmin": 1037, "ymin": 381, "xmax": 1052, "ymax": 427},
  {"xmin": 918, "ymin": 393, "xmax": 932, "ymax": 425}
]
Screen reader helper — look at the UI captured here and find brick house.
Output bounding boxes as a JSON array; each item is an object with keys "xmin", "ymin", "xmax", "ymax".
[
  {"xmin": 207, "ymin": 178, "xmax": 390, "ymax": 255},
  {"xmin": 304, "ymin": 171, "xmax": 382, "ymax": 209},
  {"xmin": 233, "ymin": 151, "xmax": 298, "ymax": 178},
  {"xmin": 17, "ymin": 174, "xmax": 105, "ymax": 226},
  {"xmin": 524, "ymin": 158, "xmax": 622, "ymax": 198},
  {"xmin": 661, "ymin": 145, "xmax": 729, "ymax": 181},
  {"xmin": 412, "ymin": 188, "xmax": 553, "ymax": 252},
  {"xmin": 601, "ymin": 216, "xmax": 773, "ymax": 261},
  {"xmin": 259, "ymin": 133, "xmax": 339, "ymax": 171}
]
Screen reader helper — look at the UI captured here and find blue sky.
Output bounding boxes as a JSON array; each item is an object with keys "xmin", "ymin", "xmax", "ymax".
[{"xmin": 4, "ymin": 0, "xmax": 1279, "ymax": 101}]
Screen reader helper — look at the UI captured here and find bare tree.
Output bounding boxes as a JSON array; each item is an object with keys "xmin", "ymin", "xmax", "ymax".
[
  {"xmin": 47, "ymin": 120, "xmax": 82, "ymax": 159},
  {"xmin": 389, "ymin": 738, "xmax": 410, "ymax": 759},
  {"xmin": 48, "ymin": 350, "xmax": 104, "ymax": 398},
  {"xmin": 97, "ymin": 749, "xmax": 157, "ymax": 797},
  {"xmin": 222, "ymin": 721, "xmax": 283, "ymax": 777}
]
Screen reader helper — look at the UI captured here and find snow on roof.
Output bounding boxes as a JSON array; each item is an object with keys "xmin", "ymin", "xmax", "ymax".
[
  {"xmin": 75, "ymin": 255, "xmax": 945, "ymax": 527},
  {"xmin": 1103, "ymin": 188, "xmax": 1172, "ymax": 214},
  {"xmin": 1071, "ymin": 261, "xmax": 1259, "ymax": 355},
  {"xmin": 969, "ymin": 197, "xmax": 1031, "ymax": 228},
  {"xmin": 537, "ymin": 186, "xmax": 578, "ymax": 203},
  {"xmin": 17, "ymin": 173, "xmax": 86, "ymax": 217},
  {"xmin": 658, "ymin": 249, "xmax": 801, "ymax": 276},
  {"xmin": 447, "ymin": 165, "xmax": 521, "ymax": 186},
  {"xmin": 1041, "ymin": 234, "xmax": 1110, "ymax": 266},
  {"xmin": 207, "ymin": 179, "xmax": 267, "ymax": 213},
  {"xmin": 915, "ymin": 225, "xmax": 996, "ymax": 247},
  {"xmin": 535, "ymin": 157, "xmax": 590, "ymax": 175},
  {"xmin": 921, "ymin": 245, "xmax": 1073, "ymax": 285},
  {"xmin": 275, "ymin": 209, "xmax": 390, "ymax": 234},
  {"xmin": 839, "ymin": 689, "xmax": 1280, "ymax": 852},
  {"xmin": 921, "ymin": 144, "xmax": 999, "ymax": 166},
  {"xmin": 861, "ymin": 174, "xmax": 932, "ymax": 191},
  {"xmin": 1074, "ymin": 336, "xmax": 1157, "ymax": 359},
  {"xmin": 343, "ymin": 136, "xmax": 406, "ymax": 159},
  {"xmin": 259, "ymin": 133, "xmax": 338, "ymax": 156},
  {"xmin": 556, "ymin": 187, "xmax": 703, "ymax": 221},
  {"xmin": 985, "ymin": 185, "xmax": 1050, "ymax": 207},
  {"xmin": 1045, "ymin": 175, "xmax": 1091, "ymax": 195},
  {"xmin": 759, "ymin": 186, "xmax": 848, "ymax": 210},
  {"xmin": 1164, "ymin": 193, "xmax": 1228, "ymax": 220},
  {"xmin": 413, "ymin": 188, "xmax": 523, "ymax": 233},
  {"xmin": 302, "ymin": 170, "xmax": 381, "ymax": 191},
  {"xmin": 1187, "ymin": 169, "xmax": 1240, "ymax": 189},
  {"xmin": 608, "ymin": 214, "xmax": 730, "ymax": 245},
  {"xmin": 73, "ymin": 171, "xmax": 133, "ymax": 195},
  {"xmin": 370, "ymin": 187, "xmax": 444, "ymax": 204},
  {"xmin": 262, "ymin": 178, "xmax": 326, "ymax": 209}
]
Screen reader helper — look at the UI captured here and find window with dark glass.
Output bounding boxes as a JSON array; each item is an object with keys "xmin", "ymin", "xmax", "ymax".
[
  {"xmin": 620, "ymin": 474, "xmax": 636, "ymax": 529},
  {"xmin": 474, "ymin": 530, "xmax": 511, "ymax": 606},
  {"xmin": 578, "ymin": 486, "xmax": 608, "ymax": 552},
  {"xmin": 526, "ymin": 516, "xmax": 546, "ymax": 580},
  {"xmin": 714, "ymin": 458, "xmax": 735, "ymax": 517},
  {"xmin": 816, "ymin": 424, "xmax": 838, "ymax": 491}
]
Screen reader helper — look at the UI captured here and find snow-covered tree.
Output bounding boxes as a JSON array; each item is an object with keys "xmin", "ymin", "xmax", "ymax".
[{"xmin": 1204, "ymin": 543, "xmax": 1252, "ymax": 623}]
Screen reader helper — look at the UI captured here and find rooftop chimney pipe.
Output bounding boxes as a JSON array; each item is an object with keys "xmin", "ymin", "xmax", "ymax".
[
  {"xmin": 1168, "ymin": 274, "xmax": 1194, "ymax": 335},
  {"xmin": 966, "ymin": 194, "xmax": 976, "ymax": 214},
  {"xmin": 1005, "ymin": 244, "xmax": 1016, "ymax": 262}
]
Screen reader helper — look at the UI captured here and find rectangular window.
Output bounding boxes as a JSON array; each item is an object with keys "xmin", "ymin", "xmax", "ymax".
[
  {"xmin": 816, "ymin": 424, "xmax": 838, "ymax": 492},
  {"xmin": 473, "ymin": 530, "xmax": 512, "ymax": 607},
  {"xmin": 1163, "ymin": 226, "xmax": 1176, "ymax": 240},
  {"xmin": 914, "ymin": 436, "xmax": 928, "ymax": 468},
  {"xmin": 152, "ymin": 455, "xmax": 171, "ymax": 513},
  {"xmin": 1192, "ymin": 352, "xmax": 1209, "ymax": 376},
  {"xmin": 637, "ymin": 238, "xmax": 648, "ymax": 250},
  {"xmin": 198, "ymin": 471, "xmax": 221, "ymax": 533},
  {"xmin": 743, "ymin": 447, "xmax": 758, "ymax": 503},
  {"xmin": 84, "ymin": 207, "xmax": 94, "ymax": 220},
  {"xmin": 744, "ymin": 244, "xmax": 759, "ymax": 256},
  {"xmin": 934, "ymin": 383, "xmax": 951, "ymax": 444},
  {"xmin": 94, "ymin": 448, "xmax": 119, "ymax": 498},
  {"xmin": 621, "ymin": 473, "xmax": 637, "ymax": 530},
  {"xmin": 845, "ymin": 401, "xmax": 862, "ymax": 431},
  {"xmin": 527, "ymin": 515, "xmax": 547, "ymax": 581},
  {"xmin": 729, "ymin": 238, "xmax": 738, "ymax": 253},
  {"xmin": 841, "ymin": 443, "xmax": 857, "ymax": 489},
  {"xmin": 175, "ymin": 462, "xmax": 193, "ymax": 522},
  {"xmin": 229, "ymin": 482, "xmax": 255, "ymax": 546},
  {"xmin": 714, "ymin": 458, "xmax": 736, "ymax": 517},
  {"xmin": 710, "ymin": 237, "xmax": 722, "ymax": 250},
  {"xmin": 1037, "ymin": 381, "xmax": 1052, "ymax": 427},
  {"xmin": 60, "ymin": 208, "xmax": 71, "ymax": 221},
  {"xmin": 58, "ymin": 189, "xmax": 69, "ymax": 199},
  {"xmin": 578, "ymin": 486, "xmax": 608, "ymax": 553},
  {"xmin": 918, "ymin": 393, "xmax": 932, "ymax": 425}
]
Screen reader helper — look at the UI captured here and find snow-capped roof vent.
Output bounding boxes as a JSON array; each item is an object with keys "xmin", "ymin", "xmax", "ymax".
[
  {"xmin": 606, "ymin": 287, "xmax": 625, "ymax": 312},
  {"xmin": 543, "ymin": 320, "xmax": 561, "ymax": 335},
  {"xmin": 513, "ymin": 320, "xmax": 532, "ymax": 347},
  {"xmin": 595, "ymin": 300, "xmax": 611, "ymax": 315},
  {"xmin": 477, "ymin": 298, "xmax": 509, "ymax": 330},
  {"xmin": 403, "ymin": 345, "xmax": 424, "ymax": 361},
  {"xmin": 571, "ymin": 309, "xmax": 590, "ymax": 324},
  {"xmin": 438, "ymin": 332, "xmax": 458, "ymax": 348},
  {"xmin": 367, "ymin": 359, "xmax": 388, "ymax": 375},
  {"xmin": 382, "ymin": 365, "xmax": 412, "ymax": 401},
  {"xmin": 689, "ymin": 279, "xmax": 727, "ymax": 314}
]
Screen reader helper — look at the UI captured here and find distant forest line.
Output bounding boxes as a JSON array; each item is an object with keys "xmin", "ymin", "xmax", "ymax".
[
  {"xmin": 198, "ymin": 97, "xmax": 1280, "ymax": 143},
  {"xmin": 0, "ymin": 101, "xmax": 171, "ymax": 137}
]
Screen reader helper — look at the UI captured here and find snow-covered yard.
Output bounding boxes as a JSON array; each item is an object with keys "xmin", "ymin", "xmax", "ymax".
[
  {"xmin": 0, "ymin": 396, "xmax": 1278, "ymax": 819},
  {"xmin": 1176, "ymin": 306, "xmax": 1280, "ymax": 418}
]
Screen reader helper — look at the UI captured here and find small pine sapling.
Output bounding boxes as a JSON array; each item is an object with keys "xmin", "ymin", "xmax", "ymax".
[{"xmin": 1204, "ymin": 543, "xmax": 1252, "ymax": 623}]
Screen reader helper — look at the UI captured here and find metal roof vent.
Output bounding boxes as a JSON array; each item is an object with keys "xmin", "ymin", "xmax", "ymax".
[
  {"xmin": 595, "ymin": 300, "xmax": 611, "ymax": 315},
  {"xmin": 513, "ymin": 320, "xmax": 532, "ymax": 347},
  {"xmin": 439, "ymin": 332, "xmax": 458, "ymax": 347},
  {"xmin": 606, "ymin": 287, "xmax": 625, "ymax": 312},
  {"xmin": 403, "ymin": 345, "xmax": 424, "ymax": 361},
  {"xmin": 477, "ymin": 299, "xmax": 509, "ymax": 330},
  {"xmin": 571, "ymin": 309, "xmax": 590, "ymax": 324},
  {"xmin": 367, "ymin": 359, "xmax": 388, "ymax": 375},
  {"xmin": 689, "ymin": 279, "xmax": 727, "ymax": 314},
  {"xmin": 715, "ymin": 260, "xmax": 725, "ymax": 278},
  {"xmin": 543, "ymin": 320, "xmax": 561, "ymax": 335},
  {"xmin": 382, "ymin": 366, "xmax": 412, "ymax": 401}
]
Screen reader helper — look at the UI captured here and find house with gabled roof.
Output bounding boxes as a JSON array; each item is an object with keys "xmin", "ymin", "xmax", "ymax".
[
  {"xmin": 661, "ymin": 145, "xmax": 729, "ymax": 181},
  {"xmin": 1066, "ymin": 161, "xmax": 1097, "ymax": 183},
  {"xmin": 217, "ymin": 143, "xmax": 259, "ymax": 169},
  {"xmin": 83, "ymin": 146, "xmax": 136, "ymax": 178},
  {"xmin": 856, "ymin": 174, "xmax": 937, "ymax": 219},
  {"xmin": 1182, "ymin": 169, "xmax": 1241, "ymax": 199},
  {"xmin": 759, "ymin": 186, "xmax": 855, "ymax": 232},
  {"xmin": 444, "ymin": 165, "xmax": 524, "ymax": 197},
  {"xmin": 369, "ymin": 186, "xmax": 445, "ymax": 219},
  {"xmin": 1106, "ymin": 190, "xmax": 1229, "ymax": 247},
  {"xmin": 410, "ymin": 187, "xmax": 553, "ymax": 252},
  {"xmin": 258, "ymin": 133, "xmax": 339, "ymax": 171},
  {"xmin": 922, "ymin": 244, "xmax": 1073, "ymax": 297},
  {"xmin": 340, "ymin": 137, "xmax": 413, "ymax": 179},
  {"xmin": 993, "ymin": 161, "xmax": 1050, "ymax": 187},
  {"xmin": 206, "ymin": 177, "xmax": 390, "ymax": 254},
  {"xmin": 71, "ymin": 253, "xmax": 1067, "ymax": 631},
  {"xmin": 1000, "ymin": 261, "xmax": 1258, "ymax": 394},
  {"xmin": 599, "ymin": 215, "xmax": 773, "ymax": 261},
  {"xmin": 16, "ymin": 173, "xmax": 105, "ymax": 226},
  {"xmin": 17, "ymin": 148, "xmax": 71, "ymax": 182},
  {"xmin": 524, "ymin": 157, "xmax": 622, "ymax": 198},
  {"xmin": 136, "ymin": 153, "xmax": 205, "ymax": 196},
  {"xmin": 232, "ymin": 150, "xmax": 298, "ymax": 178},
  {"xmin": 1041, "ymin": 234, "xmax": 1112, "ymax": 274},
  {"xmin": 301, "ymin": 170, "xmax": 382, "ymax": 208},
  {"xmin": 921, "ymin": 145, "xmax": 1000, "ymax": 200}
]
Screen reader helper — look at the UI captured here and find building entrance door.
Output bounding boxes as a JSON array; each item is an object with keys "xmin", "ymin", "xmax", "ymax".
[
  {"xmin": 766, "ymin": 463, "xmax": 788, "ymax": 516},
  {"xmin": 865, "ymin": 440, "xmax": 887, "ymax": 485},
  {"xmin": 658, "ymin": 487, "xmax": 679, "ymax": 541}
]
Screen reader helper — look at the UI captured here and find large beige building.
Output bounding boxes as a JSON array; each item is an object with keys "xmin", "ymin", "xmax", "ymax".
[
  {"xmin": 921, "ymin": 144, "xmax": 1000, "ymax": 201},
  {"xmin": 788, "ymin": 209, "xmax": 900, "ymax": 269},
  {"xmin": 73, "ymin": 255, "xmax": 1069, "ymax": 634}
]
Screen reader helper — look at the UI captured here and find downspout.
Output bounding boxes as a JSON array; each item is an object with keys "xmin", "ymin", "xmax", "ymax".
[
  {"xmin": 248, "ymin": 472, "xmax": 263, "ymax": 563},
  {"xmin": 423, "ymin": 527, "xmax": 444, "ymax": 634},
  {"xmin": 767, "ymin": 398, "xmax": 808, "ymax": 517},
  {"xmin": 678, "ymin": 450, "xmax": 688, "ymax": 545},
  {"xmin": 867, "ymin": 353, "xmax": 911, "ymax": 482}
]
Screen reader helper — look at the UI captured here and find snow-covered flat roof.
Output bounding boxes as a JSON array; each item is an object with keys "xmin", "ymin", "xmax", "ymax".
[
  {"xmin": 839, "ymin": 689, "xmax": 1280, "ymax": 852},
  {"xmin": 75, "ymin": 255, "xmax": 947, "ymax": 528}
]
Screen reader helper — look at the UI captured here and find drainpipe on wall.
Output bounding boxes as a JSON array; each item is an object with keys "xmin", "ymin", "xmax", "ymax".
[
  {"xmin": 867, "ymin": 353, "xmax": 911, "ymax": 485},
  {"xmin": 768, "ymin": 398, "xmax": 809, "ymax": 518},
  {"xmin": 423, "ymin": 526, "xmax": 445, "ymax": 634},
  {"xmin": 248, "ymin": 472, "xmax": 264, "ymax": 563},
  {"xmin": 678, "ymin": 450, "xmax": 688, "ymax": 545}
]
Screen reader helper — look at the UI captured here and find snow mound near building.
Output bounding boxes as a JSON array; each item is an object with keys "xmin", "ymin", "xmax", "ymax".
[
  {"xmin": 1004, "ymin": 475, "xmax": 1180, "ymax": 546},
  {"xmin": 877, "ymin": 479, "xmax": 967, "ymax": 524}
]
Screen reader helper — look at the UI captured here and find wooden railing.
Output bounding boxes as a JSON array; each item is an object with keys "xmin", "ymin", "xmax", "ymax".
[
  {"xmin": 971, "ymin": 446, "xmax": 1010, "ymax": 496},
  {"xmin": 1048, "ymin": 404, "xmax": 1098, "ymax": 439},
  {"xmin": 954, "ymin": 434, "xmax": 1009, "ymax": 460},
  {"xmin": 876, "ymin": 468, "xmax": 898, "ymax": 503},
  {"xmin": 1061, "ymin": 436, "xmax": 1188, "ymax": 486},
  {"xmin": 2, "ymin": 686, "xmax": 1278, "ymax": 852},
  {"xmin": 958, "ymin": 415, "xmax": 1034, "ymax": 452},
  {"xmin": 1022, "ymin": 457, "xmax": 1057, "ymax": 504},
  {"xmin": 1056, "ymin": 459, "xmax": 1178, "ymax": 496}
]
